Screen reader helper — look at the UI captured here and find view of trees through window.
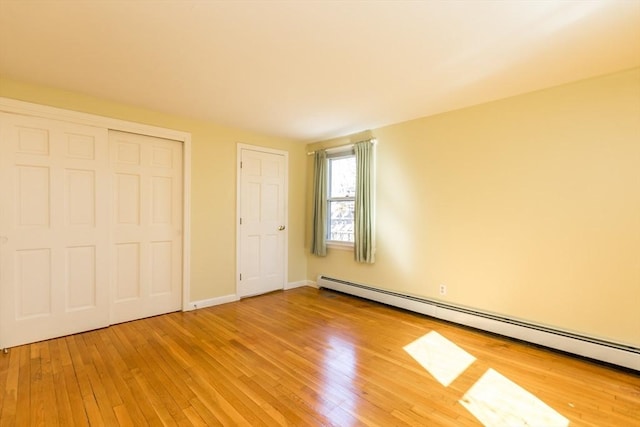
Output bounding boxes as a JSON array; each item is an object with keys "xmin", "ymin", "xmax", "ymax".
[{"xmin": 328, "ymin": 155, "xmax": 356, "ymax": 242}]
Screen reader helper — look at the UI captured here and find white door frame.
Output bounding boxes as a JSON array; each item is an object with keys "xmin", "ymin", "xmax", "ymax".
[
  {"xmin": 236, "ymin": 143, "xmax": 288, "ymax": 297},
  {"xmin": 0, "ymin": 97, "xmax": 192, "ymax": 315}
]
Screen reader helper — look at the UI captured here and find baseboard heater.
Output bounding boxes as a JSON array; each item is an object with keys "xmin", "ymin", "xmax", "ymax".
[{"xmin": 317, "ymin": 275, "xmax": 640, "ymax": 372}]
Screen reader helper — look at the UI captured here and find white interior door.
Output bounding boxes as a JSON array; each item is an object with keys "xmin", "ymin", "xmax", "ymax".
[
  {"xmin": 0, "ymin": 113, "xmax": 110, "ymax": 348},
  {"xmin": 110, "ymin": 131, "xmax": 183, "ymax": 324},
  {"xmin": 238, "ymin": 147, "xmax": 287, "ymax": 298}
]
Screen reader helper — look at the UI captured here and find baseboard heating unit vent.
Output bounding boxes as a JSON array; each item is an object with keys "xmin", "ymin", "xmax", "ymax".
[{"xmin": 317, "ymin": 275, "xmax": 640, "ymax": 371}]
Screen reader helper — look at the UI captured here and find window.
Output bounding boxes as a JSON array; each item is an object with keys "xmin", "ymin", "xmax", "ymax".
[
  {"xmin": 327, "ymin": 153, "xmax": 356, "ymax": 243},
  {"xmin": 311, "ymin": 139, "xmax": 375, "ymax": 262}
]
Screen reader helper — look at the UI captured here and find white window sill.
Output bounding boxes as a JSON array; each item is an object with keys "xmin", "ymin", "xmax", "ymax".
[{"xmin": 327, "ymin": 241, "xmax": 354, "ymax": 251}]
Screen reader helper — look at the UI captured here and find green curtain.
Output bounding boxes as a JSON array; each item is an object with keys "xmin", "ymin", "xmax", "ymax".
[
  {"xmin": 354, "ymin": 141, "xmax": 376, "ymax": 263},
  {"xmin": 311, "ymin": 149, "xmax": 327, "ymax": 256}
]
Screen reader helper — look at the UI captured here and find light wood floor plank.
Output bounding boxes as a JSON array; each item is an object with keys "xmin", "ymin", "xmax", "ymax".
[
  {"xmin": 1, "ymin": 287, "xmax": 639, "ymax": 426},
  {"xmin": 49, "ymin": 339, "xmax": 75, "ymax": 426},
  {"xmin": 14, "ymin": 345, "xmax": 31, "ymax": 427},
  {"xmin": 0, "ymin": 346, "xmax": 19, "ymax": 427}
]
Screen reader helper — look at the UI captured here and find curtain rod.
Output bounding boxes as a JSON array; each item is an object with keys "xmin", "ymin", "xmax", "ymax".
[{"xmin": 306, "ymin": 138, "xmax": 377, "ymax": 156}]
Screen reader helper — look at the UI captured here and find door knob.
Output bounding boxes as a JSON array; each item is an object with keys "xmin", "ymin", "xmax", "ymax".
[{"xmin": 278, "ymin": 225, "xmax": 286, "ymax": 231}]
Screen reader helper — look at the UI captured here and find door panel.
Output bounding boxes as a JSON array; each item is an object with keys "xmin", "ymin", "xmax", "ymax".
[
  {"xmin": 115, "ymin": 242, "xmax": 140, "ymax": 301},
  {"xmin": 15, "ymin": 248, "xmax": 51, "ymax": 318},
  {"xmin": 66, "ymin": 169, "xmax": 96, "ymax": 226},
  {"xmin": 66, "ymin": 245, "xmax": 97, "ymax": 310},
  {"xmin": 239, "ymin": 149, "xmax": 286, "ymax": 297},
  {"xmin": 116, "ymin": 173, "xmax": 141, "ymax": 224},
  {"xmin": 0, "ymin": 113, "xmax": 110, "ymax": 348},
  {"xmin": 109, "ymin": 131, "xmax": 182, "ymax": 324},
  {"xmin": 17, "ymin": 165, "xmax": 50, "ymax": 226}
]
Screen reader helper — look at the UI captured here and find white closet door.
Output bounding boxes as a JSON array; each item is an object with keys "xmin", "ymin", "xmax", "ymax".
[
  {"xmin": 238, "ymin": 148, "xmax": 286, "ymax": 297},
  {"xmin": 109, "ymin": 131, "xmax": 183, "ymax": 324},
  {"xmin": 0, "ymin": 113, "xmax": 110, "ymax": 348}
]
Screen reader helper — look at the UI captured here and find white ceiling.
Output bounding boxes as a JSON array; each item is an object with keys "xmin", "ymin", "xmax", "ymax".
[{"xmin": 1, "ymin": 1, "xmax": 639, "ymax": 142}]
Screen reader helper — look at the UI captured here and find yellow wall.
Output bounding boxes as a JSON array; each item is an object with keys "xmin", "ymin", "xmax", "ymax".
[
  {"xmin": 307, "ymin": 68, "xmax": 640, "ymax": 346},
  {"xmin": 3, "ymin": 68, "xmax": 638, "ymax": 346},
  {"xmin": 0, "ymin": 77, "xmax": 308, "ymax": 302}
]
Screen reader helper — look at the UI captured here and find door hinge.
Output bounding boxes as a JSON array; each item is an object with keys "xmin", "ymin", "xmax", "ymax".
[
  {"xmin": 240, "ymin": 273, "xmax": 242, "ymax": 281},
  {"xmin": 240, "ymin": 161, "xmax": 243, "ymax": 168},
  {"xmin": 240, "ymin": 217, "xmax": 242, "ymax": 225}
]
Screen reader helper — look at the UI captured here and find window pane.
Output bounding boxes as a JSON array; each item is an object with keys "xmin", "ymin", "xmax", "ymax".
[
  {"xmin": 329, "ymin": 156, "xmax": 356, "ymax": 198},
  {"xmin": 328, "ymin": 200, "xmax": 354, "ymax": 242}
]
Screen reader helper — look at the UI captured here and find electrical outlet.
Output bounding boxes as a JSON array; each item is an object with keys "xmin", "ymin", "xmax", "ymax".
[{"xmin": 439, "ymin": 284, "xmax": 447, "ymax": 295}]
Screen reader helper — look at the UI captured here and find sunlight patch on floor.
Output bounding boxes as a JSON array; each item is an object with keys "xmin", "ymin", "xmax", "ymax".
[
  {"xmin": 403, "ymin": 330, "xmax": 476, "ymax": 387},
  {"xmin": 460, "ymin": 368, "xmax": 569, "ymax": 427}
]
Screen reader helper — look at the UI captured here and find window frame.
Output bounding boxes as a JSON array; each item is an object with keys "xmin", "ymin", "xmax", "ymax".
[{"xmin": 326, "ymin": 150, "xmax": 356, "ymax": 247}]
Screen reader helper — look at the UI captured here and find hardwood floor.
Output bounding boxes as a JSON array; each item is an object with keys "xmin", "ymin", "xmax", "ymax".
[{"xmin": 1, "ymin": 286, "xmax": 638, "ymax": 426}]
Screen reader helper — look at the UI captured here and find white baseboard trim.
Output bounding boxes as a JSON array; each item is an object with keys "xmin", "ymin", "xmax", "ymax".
[
  {"xmin": 187, "ymin": 283, "xmax": 317, "ymax": 311},
  {"xmin": 286, "ymin": 280, "xmax": 317, "ymax": 290},
  {"xmin": 185, "ymin": 294, "xmax": 239, "ymax": 311}
]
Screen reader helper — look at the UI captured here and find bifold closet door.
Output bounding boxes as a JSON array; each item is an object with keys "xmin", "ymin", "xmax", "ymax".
[
  {"xmin": 0, "ymin": 115, "xmax": 184, "ymax": 349},
  {"xmin": 109, "ymin": 131, "xmax": 183, "ymax": 324},
  {"xmin": 0, "ymin": 113, "xmax": 110, "ymax": 348}
]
